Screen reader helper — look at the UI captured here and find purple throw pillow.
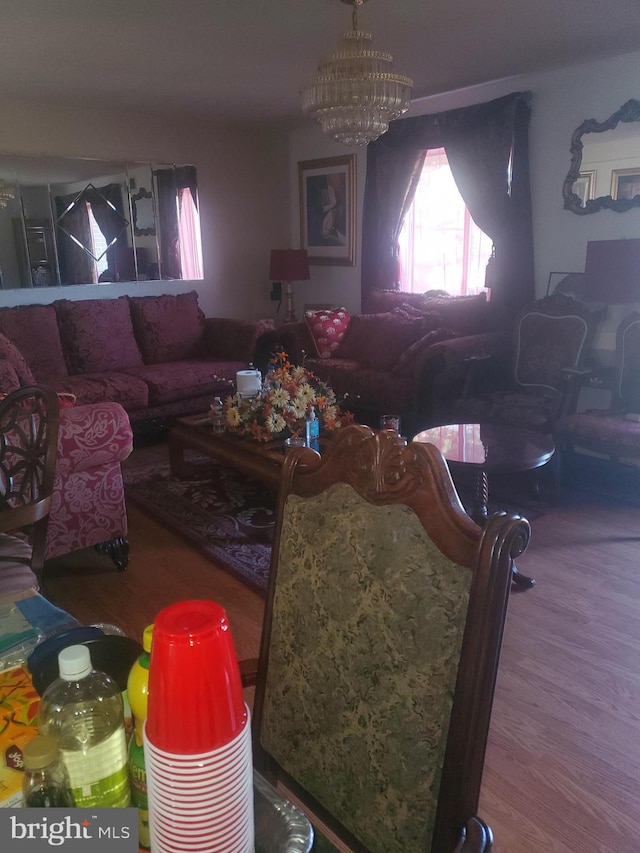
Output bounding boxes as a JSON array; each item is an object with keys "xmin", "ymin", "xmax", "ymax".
[
  {"xmin": 0, "ymin": 304, "xmax": 67, "ymax": 381},
  {"xmin": 129, "ymin": 291, "xmax": 205, "ymax": 364},
  {"xmin": 56, "ymin": 297, "xmax": 144, "ymax": 375},
  {"xmin": 337, "ymin": 312, "xmax": 442, "ymax": 370}
]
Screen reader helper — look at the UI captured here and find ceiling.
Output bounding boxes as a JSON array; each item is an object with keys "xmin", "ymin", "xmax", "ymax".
[{"xmin": 3, "ymin": 0, "xmax": 640, "ymax": 127}]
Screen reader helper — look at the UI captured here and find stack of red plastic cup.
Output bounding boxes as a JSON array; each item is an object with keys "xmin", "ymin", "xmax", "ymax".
[{"xmin": 144, "ymin": 600, "xmax": 253, "ymax": 853}]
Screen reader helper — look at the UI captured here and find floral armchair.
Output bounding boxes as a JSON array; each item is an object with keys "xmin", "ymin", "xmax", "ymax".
[{"xmin": 46, "ymin": 401, "xmax": 133, "ymax": 571}]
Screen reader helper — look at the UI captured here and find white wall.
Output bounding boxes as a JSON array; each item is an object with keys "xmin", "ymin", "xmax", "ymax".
[
  {"xmin": 0, "ymin": 99, "xmax": 289, "ymax": 320},
  {"xmin": 289, "ymin": 49, "xmax": 640, "ymax": 358}
]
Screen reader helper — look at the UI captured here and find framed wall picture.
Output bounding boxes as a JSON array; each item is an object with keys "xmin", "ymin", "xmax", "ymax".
[
  {"xmin": 611, "ymin": 168, "xmax": 640, "ymax": 201},
  {"xmin": 298, "ymin": 155, "xmax": 356, "ymax": 266}
]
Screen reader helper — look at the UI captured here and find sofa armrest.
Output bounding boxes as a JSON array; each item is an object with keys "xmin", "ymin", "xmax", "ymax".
[
  {"xmin": 255, "ymin": 322, "xmax": 315, "ymax": 368},
  {"xmin": 421, "ymin": 331, "xmax": 511, "ymax": 369},
  {"xmin": 201, "ymin": 318, "xmax": 267, "ymax": 362},
  {"xmin": 57, "ymin": 402, "xmax": 133, "ymax": 475},
  {"xmin": 0, "ymin": 359, "xmax": 20, "ymax": 393},
  {"xmin": 414, "ymin": 331, "xmax": 511, "ymax": 417}
]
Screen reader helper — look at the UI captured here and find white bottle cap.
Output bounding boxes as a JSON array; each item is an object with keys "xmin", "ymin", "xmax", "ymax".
[{"xmin": 58, "ymin": 645, "xmax": 92, "ymax": 681}]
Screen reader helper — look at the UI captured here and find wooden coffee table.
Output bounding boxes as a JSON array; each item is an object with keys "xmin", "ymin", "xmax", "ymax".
[
  {"xmin": 413, "ymin": 422, "xmax": 556, "ymax": 589},
  {"xmin": 168, "ymin": 414, "xmax": 326, "ymax": 491}
]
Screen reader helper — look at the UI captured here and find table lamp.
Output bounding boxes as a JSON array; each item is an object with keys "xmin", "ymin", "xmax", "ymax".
[{"xmin": 269, "ymin": 249, "xmax": 310, "ymax": 323}]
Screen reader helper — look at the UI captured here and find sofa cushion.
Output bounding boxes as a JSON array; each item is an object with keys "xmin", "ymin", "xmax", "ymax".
[
  {"xmin": 337, "ymin": 312, "xmax": 441, "ymax": 370},
  {"xmin": 130, "ymin": 291, "xmax": 205, "ymax": 364},
  {"xmin": 308, "ymin": 358, "xmax": 414, "ymax": 412},
  {"xmin": 55, "ymin": 296, "xmax": 143, "ymax": 374},
  {"xmin": 123, "ymin": 359, "xmax": 243, "ymax": 406},
  {"xmin": 50, "ymin": 372, "xmax": 149, "ymax": 412},
  {"xmin": 304, "ymin": 308, "xmax": 351, "ymax": 359},
  {"xmin": 0, "ymin": 304, "xmax": 68, "ymax": 380},
  {"xmin": 0, "ymin": 333, "xmax": 36, "ymax": 385}
]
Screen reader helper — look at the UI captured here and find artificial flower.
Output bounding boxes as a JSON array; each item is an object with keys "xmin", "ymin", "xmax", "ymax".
[{"xmin": 224, "ymin": 351, "xmax": 352, "ymax": 441}]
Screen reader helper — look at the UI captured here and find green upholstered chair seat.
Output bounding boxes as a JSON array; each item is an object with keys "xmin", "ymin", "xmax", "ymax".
[{"xmin": 261, "ymin": 483, "xmax": 471, "ymax": 853}]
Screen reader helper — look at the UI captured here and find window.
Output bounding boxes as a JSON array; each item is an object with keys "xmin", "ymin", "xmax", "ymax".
[
  {"xmin": 398, "ymin": 148, "xmax": 492, "ymax": 297},
  {"xmin": 178, "ymin": 187, "xmax": 204, "ymax": 280},
  {"xmin": 87, "ymin": 203, "xmax": 109, "ymax": 279}
]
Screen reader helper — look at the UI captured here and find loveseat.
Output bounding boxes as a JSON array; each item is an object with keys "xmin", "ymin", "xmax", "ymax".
[
  {"xmin": 259, "ymin": 291, "xmax": 509, "ymax": 428},
  {"xmin": 0, "ymin": 291, "xmax": 265, "ymax": 424}
]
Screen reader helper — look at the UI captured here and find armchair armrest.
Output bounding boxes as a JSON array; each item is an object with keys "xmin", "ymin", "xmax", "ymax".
[
  {"xmin": 558, "ymin": 367, "xmax": 596, "ymax": 417},
  {"xmin": 56, "ymin": 402, "xmax": 133, "ymax": 475}
]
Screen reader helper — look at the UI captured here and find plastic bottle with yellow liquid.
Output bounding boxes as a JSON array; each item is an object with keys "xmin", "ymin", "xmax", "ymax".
[{"xmin": 127, "ymin": 624, "xmax": 153, "ymax": 850}]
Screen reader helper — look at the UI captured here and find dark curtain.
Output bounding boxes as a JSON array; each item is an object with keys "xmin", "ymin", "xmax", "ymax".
[
  {"xmin": 88, "ymin": 183, "xmax": 128, "ymax": 275},
  {"xmin": 175, "ymin": 165, "xmax": 198, "ymax": 211},
  {"xmin": 55, "ymin": 182, "xmax": 128, "ymax": 283},
  {"xmin": 360, "ymin": 91, "xmax": 534, "ymax": 312},
  {"xmin": 154, "ymin": 168, "xmax": 181, "ymax": 279},
  {"xmin": 55, "ymin": 192, "xmax": 94, "ymax": 285}
]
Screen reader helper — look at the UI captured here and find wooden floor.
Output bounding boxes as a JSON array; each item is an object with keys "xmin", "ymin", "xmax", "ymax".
[{"xmin": 44, "ymin": 446, "xmax": 640, "ymax": 853}]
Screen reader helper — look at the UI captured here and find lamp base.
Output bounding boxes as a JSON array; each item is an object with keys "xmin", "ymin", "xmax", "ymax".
[{"xmin": 284, "ymin": 281, "xmax": 297, "ymax": 324}]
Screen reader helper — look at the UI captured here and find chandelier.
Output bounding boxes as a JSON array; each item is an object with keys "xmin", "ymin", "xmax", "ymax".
[
  {"xmin": 300, "ymin": 0, "xmax": 413, "ymax": 146},
  {"xmin": 0, "ymin": 180, "xmax": 15, "ymax": 209}
]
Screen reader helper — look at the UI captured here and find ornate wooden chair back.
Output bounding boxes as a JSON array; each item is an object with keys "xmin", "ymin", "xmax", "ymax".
[{"xmin": 250, "ymin": 424, "xmax": 530, "ymax": 853}]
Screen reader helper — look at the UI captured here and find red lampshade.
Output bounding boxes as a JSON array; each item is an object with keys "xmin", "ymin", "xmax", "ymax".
[
  {"xmin": 583, "ymin": 239, "xmax": 640, "ymax": 303},
  {"xmin": 269, "ymin": 249, "xmax": 310, "ymax": 282}
]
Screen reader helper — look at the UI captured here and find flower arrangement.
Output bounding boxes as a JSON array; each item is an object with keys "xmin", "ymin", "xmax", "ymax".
[{"xmin": 224, "ymin": 351, "xmax": 352, "ymax": 442}]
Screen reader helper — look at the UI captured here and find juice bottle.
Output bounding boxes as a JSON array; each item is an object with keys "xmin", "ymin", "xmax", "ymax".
[{"xmin": 127, "ymin": 624, "xmax": 153, "ymax": 849}]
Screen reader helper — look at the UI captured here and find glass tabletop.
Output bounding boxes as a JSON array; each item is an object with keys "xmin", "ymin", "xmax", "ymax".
[{"xmin": 413, "ymin": 423, "xmax": 555, "ymax": 472}]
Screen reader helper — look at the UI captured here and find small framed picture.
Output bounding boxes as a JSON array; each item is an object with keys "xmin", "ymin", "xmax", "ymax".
[
  {"xmin": 611, "ymin": 168, "xmax": 640, "ymax": 201},
  {"xmin": 298, "ymin": 155, "xmax": 356, "ymax": 266},
  {"xmin": 574, "ymin": 170, "xmax": 596, "ymax": 206}
]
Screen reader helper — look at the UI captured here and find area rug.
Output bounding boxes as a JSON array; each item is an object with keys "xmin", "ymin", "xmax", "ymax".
[
  {"xmin": 123, "ymin": 454, "xmax": 276, "ymax": 596},
  {"xmin": 123, "ymin": 450, "xmax": 545, "ymax": 598}
]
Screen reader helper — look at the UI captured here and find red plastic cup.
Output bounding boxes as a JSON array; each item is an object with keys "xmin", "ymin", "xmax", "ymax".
[{"xmin": 145, "ymin": 600, "xmax": 247, "ymax": 753}]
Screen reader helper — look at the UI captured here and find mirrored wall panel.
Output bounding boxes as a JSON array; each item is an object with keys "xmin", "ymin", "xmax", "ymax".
[{"xmin": 0, "ymin": 154, "xmax": 203, "ymax": 290}]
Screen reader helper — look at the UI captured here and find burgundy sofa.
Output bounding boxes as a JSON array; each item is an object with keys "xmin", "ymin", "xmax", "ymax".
[
  {"xmin": 262, "ymin": 290, "xmax": 509, "ymax": 427},
  {"xmin": 0, "ymin": 291, "xmax": 265, "ymax": 423}
]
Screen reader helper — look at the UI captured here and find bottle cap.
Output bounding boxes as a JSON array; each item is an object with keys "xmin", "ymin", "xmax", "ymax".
[
  {"xmin": 22, "ymin": 735, "xmax": 59, "ymax": 770},
  {"xmin": 58, "ymin": 644, "xmax": 92, "ymax": 680}
]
